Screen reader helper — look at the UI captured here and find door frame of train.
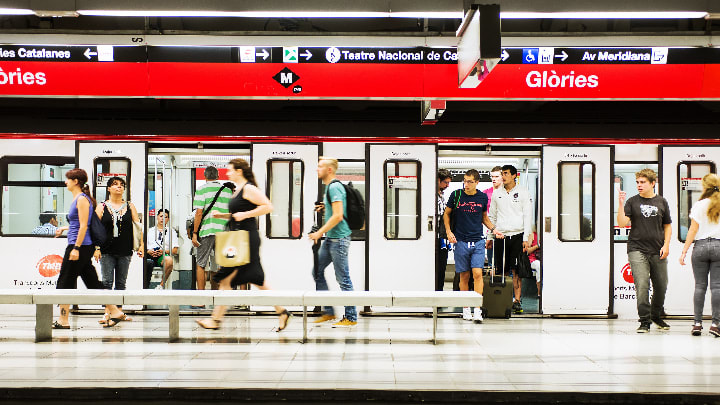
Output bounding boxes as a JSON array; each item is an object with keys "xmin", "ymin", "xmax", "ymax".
[
  {"xmin": 250, "ymin": 143, "xmax": 322, "ymax": 295},
  {"xmin": 658, "ymin": 145, "xmax": 720, "ymax": 316},
  {"xmin": 76, "ymin": 140, "xmax": 149, "ymax": 292},
  {"xmin": 541, "ymin": 144, "xmax": 614, "ymax": 315},
  {"xmin": 365, "ymin": 143, "xmax": 438, "ymax": 305}
]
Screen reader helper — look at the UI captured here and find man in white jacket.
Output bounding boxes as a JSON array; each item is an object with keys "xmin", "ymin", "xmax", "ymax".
[{"xmin": 488, "ymin": 165, "xmax": 533, "ymax": 314}]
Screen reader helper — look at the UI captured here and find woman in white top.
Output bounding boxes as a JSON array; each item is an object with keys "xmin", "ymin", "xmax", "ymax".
[{"xmin": 679, "ymin": 173, "xmax": 720, "ymax": 338}]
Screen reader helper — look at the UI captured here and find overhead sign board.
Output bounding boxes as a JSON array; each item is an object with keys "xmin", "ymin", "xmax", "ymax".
[{"xmin": 1, "ymin": 44, "xmax": 720, "ymax": 99}]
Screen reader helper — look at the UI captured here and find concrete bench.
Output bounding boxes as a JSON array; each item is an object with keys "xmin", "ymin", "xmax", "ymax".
[{"xmin": 0, "ymin": 289, "xmax": 482, "ymax": 344}]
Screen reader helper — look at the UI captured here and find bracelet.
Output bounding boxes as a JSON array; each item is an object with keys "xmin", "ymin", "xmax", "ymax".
[
  {"xmin": 72, "ymin": 246, "xmax": 81, "ymax": 251},
  {"xmin": 490, "ymin": 226, "xmax": 496, "ymax": 232}
]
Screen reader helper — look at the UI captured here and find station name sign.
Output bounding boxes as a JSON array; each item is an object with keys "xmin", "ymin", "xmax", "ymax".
[{"xmin": 1, "ymin": 44, "xmax": 720, "ymax": 99}]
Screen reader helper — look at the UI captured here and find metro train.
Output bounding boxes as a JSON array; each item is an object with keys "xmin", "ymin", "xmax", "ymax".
[{"xmin": 0, "ymin": 135, "xmax": 716, "ymax": 319}]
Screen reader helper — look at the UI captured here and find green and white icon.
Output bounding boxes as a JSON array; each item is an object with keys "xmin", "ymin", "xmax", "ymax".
[{"xmin": 283, "ymin": 47, "xmax": 299, "ymax": 63}]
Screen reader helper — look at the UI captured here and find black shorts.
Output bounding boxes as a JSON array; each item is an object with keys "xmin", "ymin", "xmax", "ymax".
[
  {"xmin": 493, "ymin": 233, "xmax": 524, "ymax": 277},
  {"xmin": 56, "ymin": 245, "xmax": 105, "ymax": 290}
]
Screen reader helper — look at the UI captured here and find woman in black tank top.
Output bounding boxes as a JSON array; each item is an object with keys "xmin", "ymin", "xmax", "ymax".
[
  {"xmin": 196, "ymin": 159, "xmax": 291, "ymax": 331},
  {"xmin": 95, "ymin": 177, "xmax": 143, "ymax": 324}
]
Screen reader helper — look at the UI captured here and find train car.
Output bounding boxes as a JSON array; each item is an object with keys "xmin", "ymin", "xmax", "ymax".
[{"xmin": 1, "ymin": 135, "xmax": 716, "ymax": 319}]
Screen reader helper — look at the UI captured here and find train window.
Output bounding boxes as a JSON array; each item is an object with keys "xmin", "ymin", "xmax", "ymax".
[
  {"xmin": 613, "ymin": 163, "xmax": 658, "ymax": 242},
  {"xmin": 558, "ymin": 162, "xmax": 594, "ymax": 242},
  {"xmin": 384, "ymin": 160, "xmax": 421, "ymax": 240},
  {"xmin": 320, "ymin": 160, "xmax": 366, "ymax": 240},
  {"xmin": 678, "ymin": 161, "xmax": 716, "ymax": 242},
  {"xmin": 94, "ymin": 157, "xmax": 131, "ymax": 202},
  {"xmin": 0, "ymin": 157, "xmax": 75, "ymax": 236},
  {"xmin": 266, "ymin": 159, "xmax": 303, "ymax": 239}
]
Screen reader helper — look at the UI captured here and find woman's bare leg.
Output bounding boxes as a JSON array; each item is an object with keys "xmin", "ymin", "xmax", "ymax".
[{"xmin": 197, "ymin": 270, "xmax": 237, "ymax": 328}]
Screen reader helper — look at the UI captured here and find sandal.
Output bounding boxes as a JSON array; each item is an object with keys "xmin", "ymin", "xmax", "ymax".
[
  {"xmin": 103, "ymin": 313, "xmax": 129, "ymax": 328},
  {"xmin": 277, "ymin": 310, "xmax": 291, "ymax": 332},
  {"xmin": 99, "ymin": 313, "xmax": 133, "ymax": 324},
  {"xmin": 196, "ymin": 319, "xmax": 220, "ymax": 330},
  {"xmin": 52, "ymin": 321, "xmax": 70, "ymax": 329}
]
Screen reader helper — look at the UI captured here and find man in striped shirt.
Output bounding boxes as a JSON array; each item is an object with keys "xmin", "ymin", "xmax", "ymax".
[
  {"xmin": 191, "ymin": 166, "xmax": 233, "ymax": 292},
  {"xmin": 31, "ymin": 212, "xmax": 58, "ymax": 236}
]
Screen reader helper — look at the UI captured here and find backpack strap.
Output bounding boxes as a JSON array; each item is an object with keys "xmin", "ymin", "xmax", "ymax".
[
  {"xmin": 200, "ymin": 185, "xmax": 227, "ymax": 221},
  {"xmin": 324, "ymin": 179, "xmax": 347, "ymax": 221}
]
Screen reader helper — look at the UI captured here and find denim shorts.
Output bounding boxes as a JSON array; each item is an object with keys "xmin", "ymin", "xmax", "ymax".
[{"xmin": 454, "ymin": 240, "xmax": 485, "ymax": 273}]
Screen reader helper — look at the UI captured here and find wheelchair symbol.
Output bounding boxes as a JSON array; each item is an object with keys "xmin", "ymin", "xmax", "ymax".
[{"xmin": 525, "ymin": 50, "xmax": 535, "ymax": 63}]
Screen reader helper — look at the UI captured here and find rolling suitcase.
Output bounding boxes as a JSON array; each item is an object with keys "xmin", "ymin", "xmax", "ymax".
[{"xmin": 482, "ymin": 239, "xmax": 513, "ymax": 319}]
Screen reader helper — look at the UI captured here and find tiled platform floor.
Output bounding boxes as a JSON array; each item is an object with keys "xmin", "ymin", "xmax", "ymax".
[{"xmin": 0, "ymin": 305, "xmax": 718, "ymax": 403}]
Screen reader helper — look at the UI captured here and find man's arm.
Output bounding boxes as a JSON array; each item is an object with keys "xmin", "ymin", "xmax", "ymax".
[
  {"xmin": 191, "ymin": 208, "xmax": 202, "ymax": 247},
  {"xmin": 617, "ymin": 191, "xmax": 631, "ymax": 228},
  {"xmin": 311, "ymin": 201, "xmax": 343, "ymax": 237},
  {"xmin": 660, "ymin": 223, "xmax": 671, "ymax": 260},
  {"xmin": 443, "ymin": 206, "xmax": 456, "ymax": 243},
  {"xmin": 488, "ymin": 193, "xmax": 498, "ymax": 240}
]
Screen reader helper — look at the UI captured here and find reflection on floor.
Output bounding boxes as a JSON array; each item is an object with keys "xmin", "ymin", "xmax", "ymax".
[{"xmin": 0, "ymin": 305, "xmax": 719, "ymax": 404}]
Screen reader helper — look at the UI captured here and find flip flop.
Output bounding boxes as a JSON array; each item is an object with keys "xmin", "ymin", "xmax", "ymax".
[
  {"xmin": 196, "ymin": 319, "xmax": 220, "ymax": 330},
  {"xmin": 103, "ymin": 313, "xmax": 129, "ymax": 328},
  {"xmin": 277, "ymin": 310, "xmax": 292, "ymax": 332},
  {"xmin": 52, "ymin": 321, "xmax": 70, "ymax": 329}
]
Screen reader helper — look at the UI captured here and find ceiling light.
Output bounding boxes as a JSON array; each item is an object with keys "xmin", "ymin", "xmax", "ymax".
[
  {"xmin": 500, "ymin": 11, "xmax": 708, "ymax": 19},
  {"xmin": 76, "ymin": 10, "xmax": 392, "ymax": 18},
  {"xmin": 0, "ymin": 8, "xmax": 34, "ymax": 15}
]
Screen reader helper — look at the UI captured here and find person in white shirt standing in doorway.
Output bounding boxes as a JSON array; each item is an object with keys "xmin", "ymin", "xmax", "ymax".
[{"xmin": 488, "ymin": 164, "xmax": 533, "ymax": 314}]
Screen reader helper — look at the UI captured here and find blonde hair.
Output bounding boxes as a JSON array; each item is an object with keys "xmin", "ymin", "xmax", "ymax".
[
  {"xmin": 319, "ymin": 157, "xmax": 339, "ymax": 172},
  {"xmin": 699, "ymin": 173, "xmax": 720, "ymax": 224},
  {"xmin": 635, "ymin": 168, "xmax": 657, "ymax": 184}
]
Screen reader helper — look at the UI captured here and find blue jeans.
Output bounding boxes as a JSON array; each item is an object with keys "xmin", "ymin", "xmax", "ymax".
[
  {"xmin": 313, "ymin": 237, "xmax": 356, "ymax": 322},
  {"xmin": 100, "ymin": 254, "xmax": 132, "ymax": 290},
  {"xmin": 691, "ymin": 238, "xmax": 720, "ymax": 325}
]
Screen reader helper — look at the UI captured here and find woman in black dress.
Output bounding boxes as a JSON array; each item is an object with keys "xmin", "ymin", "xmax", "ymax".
[{"xmin": 196, "ymin": 158, "xmax": 290, "ymax": 331}]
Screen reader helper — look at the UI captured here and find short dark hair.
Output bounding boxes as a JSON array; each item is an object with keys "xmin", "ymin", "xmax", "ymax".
[
  {"xmin": 502, "ymin": 165, "xmax": 518, "ymax": 176},
  {"xmin": 204, "ymin": 166, "xmax": 219, "ymax": 180},
  {"xmin": 158, "ymin": 208, "xmax": 170, "ymax": 217},
  {"xmin": 105, "ymin": 176, "xmax": 126, "ymax": 189},
  {"xmin": 465, "ymin": 169, "xmax": 480, "ymax": 182},
  {"xmin": 437, "ymin": 169, "xmax": 451, "ymax": 182},
  {"xmin": 39, "ymin": 211, "xmax": 56, "ymax": 224}
]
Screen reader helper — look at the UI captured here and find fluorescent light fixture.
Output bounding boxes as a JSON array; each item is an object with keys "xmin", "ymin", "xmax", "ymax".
[
  {"xmin": 500, "ymin": 11, "xmax": 708, "ymax": 19},
  {"xmin": 0, "ymin": 8, "xmax": 34, "ymax": 15},
  {"xmin": 76, "ymin": 9, "xmax": 708, "ymax": 19}
]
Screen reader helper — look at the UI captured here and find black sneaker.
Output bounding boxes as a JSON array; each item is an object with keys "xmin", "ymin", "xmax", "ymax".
[
  {"xmin": 651, "ymin": 318, "xmax": 670, "ymax": 330},
  {"xmin": 637, "ymin": 322, "xmax": 651, "ymax": 333},
  {"xmin": 512, "ymin": 301, "xmax": 523, "ymax": 314}
]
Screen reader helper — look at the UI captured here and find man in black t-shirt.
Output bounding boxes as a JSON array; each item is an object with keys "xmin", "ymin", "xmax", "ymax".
[
  {"xmin": 444, "ymin": 169, "xmax": 502, "ymax": 324},
  {"xmin": 617, "ymin": 169, "xmax": 672, "ymax": 333}
]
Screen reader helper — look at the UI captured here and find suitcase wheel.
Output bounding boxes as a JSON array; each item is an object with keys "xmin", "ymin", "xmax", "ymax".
[{"xmin": 505, "ymin": 308, "xmax": 512, "ymax": 319}]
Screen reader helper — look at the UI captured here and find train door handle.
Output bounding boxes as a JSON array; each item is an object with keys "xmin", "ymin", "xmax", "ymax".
[{"xmin": 428, "ymin": 216, "xmax": 434, "ymax": 232}]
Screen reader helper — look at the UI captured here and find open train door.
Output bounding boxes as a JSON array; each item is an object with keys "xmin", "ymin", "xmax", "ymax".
[
  {"xmin": 77, "ymin": 141, "xmax": 147, "ymax": 296},
  {"xmin": 367, "ymin": 144, "xmax": 437, "ymax": 304},
  {"xmin": 542, "ymin": 146, "xmax": 612, "ymax": 314},
  {"xmin": 660, "ymin": 145, "xmax": 720, "ymax": 316},
  {"xmin": 251, "ymin": 144, "xmax": 319, "ymax": 293}
]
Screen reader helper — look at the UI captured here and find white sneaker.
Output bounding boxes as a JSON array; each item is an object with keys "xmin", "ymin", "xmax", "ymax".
[
  {"xmin": 155, "ymin": 284, "xmax": 163, "ymax": 290},
  {"xmin": 473, "ymin": 308, "xmax": 483, "ymax": 324},
  {"xmin": 462, "ymin": 307, "xmax": 472, "ymax": 321}
]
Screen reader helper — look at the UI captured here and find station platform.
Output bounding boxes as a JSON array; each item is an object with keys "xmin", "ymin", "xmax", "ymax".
[{"xmin": 0, "ymin": 306, "xmax": 718, "ymax": 404}]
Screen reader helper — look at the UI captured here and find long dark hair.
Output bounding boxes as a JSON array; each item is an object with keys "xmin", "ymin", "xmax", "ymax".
[
  {"xmin": 229, "ymin": 158, "xmax": 256, "ymax": 186},
  {"xmin": 66, "ymin": 168, "xmax": 97, "ymax": 208}
]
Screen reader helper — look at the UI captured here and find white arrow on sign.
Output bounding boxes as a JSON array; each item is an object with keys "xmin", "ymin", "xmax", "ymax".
[
  {"xmin": 300, "ymin": 50, "xmax": 312, "ymax": 61},
  {"xmin": 83, "ymin": 48, "xmax": 97, "ymax": 59},
  {"xmin": 256, "ymin": 49, "xmax": 269, "ymax": 60},
  {"xmin": 555, "ymin": 50, "xmax": 568, "ymax": 62},
  {"xmin": 501, "ymin": 49, "xmax": 510, "ymax": 62}
]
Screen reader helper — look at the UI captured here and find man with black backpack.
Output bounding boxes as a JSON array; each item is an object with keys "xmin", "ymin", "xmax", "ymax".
[{"xmin": 309, "ymin": 157, "xmax": 361, "ymax": 328}]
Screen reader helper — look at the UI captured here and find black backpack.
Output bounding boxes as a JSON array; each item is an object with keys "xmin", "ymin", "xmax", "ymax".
[{"xmin": 327, "ymin": 180, "xmax": 365, "ymax": 230}]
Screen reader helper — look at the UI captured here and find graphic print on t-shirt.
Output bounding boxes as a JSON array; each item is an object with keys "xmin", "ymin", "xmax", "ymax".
[
  {"xmin": 640, "ymin": 204, "xmax": 659, "ymax": 218},
  {"xmin": 458, "ymin": 200, "xmax": 484, "ymax": 213}
]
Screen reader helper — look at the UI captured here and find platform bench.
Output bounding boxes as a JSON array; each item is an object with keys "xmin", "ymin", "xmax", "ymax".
[{"xmin": 0, "ymin": 289, "xmax": 482, "ymax": 344}]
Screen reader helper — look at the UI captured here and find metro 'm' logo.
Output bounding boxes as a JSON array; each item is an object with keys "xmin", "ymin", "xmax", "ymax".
[{"xmin": 273, "ymin": 67, "xmax": 300, "ymax": 88}]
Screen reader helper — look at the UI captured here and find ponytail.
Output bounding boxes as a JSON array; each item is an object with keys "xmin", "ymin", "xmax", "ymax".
[
  {"xmin": 81, "ymin": 183, "xmax": 97, "ymax": 209},
  {"xmin": 700, "ymin": 173, "xmax": 720, "ymax": 224},
  {"xmin": 242, "ymin": 167, "xmax": 257, "ymax": 186}
]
